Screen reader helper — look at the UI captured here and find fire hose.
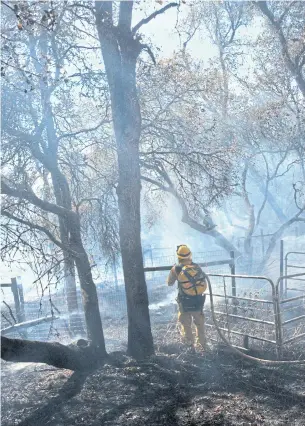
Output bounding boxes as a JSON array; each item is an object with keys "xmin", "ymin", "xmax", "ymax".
[{"xmin": 206, "ymin": 276, "xmax": 305, "ymax": 365}]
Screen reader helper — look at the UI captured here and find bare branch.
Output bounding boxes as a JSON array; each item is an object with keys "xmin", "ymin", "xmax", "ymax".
[
  {"xmin": 2, "ymin": 300, "xmax": 17, "ymax": 324},
  {"xmin": 58, "ymin": 119, "xmax": 110, "ymax": 141},
  {"xmin": 141, "ymin": 175, "xmax": 169, "ymax": 193},
  {"xmin": 1, "ymin": 210, "xmax": 79, "ymax": 257},
  {"xmin": 141, "ymin": 44, "xmax": 156, "ymax": 65},
  {"xmin": 132, "ymin": 2, "xmax": 178, "ymax": 35},
  {"xmin": 1, "ymin": 180, "xmax": 74, "ymax": 219}
]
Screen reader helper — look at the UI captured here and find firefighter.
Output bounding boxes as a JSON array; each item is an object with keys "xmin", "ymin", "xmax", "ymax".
[{"xmin": 167, "ymin": 244, "xmax": 207, "ymax": 352}]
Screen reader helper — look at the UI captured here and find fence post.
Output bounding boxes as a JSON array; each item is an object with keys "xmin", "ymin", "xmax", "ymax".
[
  {"xmin": 280, "ymin": 240, "xmax": 284, "ymax": 298},
  {"xmin": 11, "ymin": 277, "xmax": 22, "ymax": 323},
  {"xmin": 284, "ymin": 253, "xmax": 288, "ymax": 298},
  {"xmin": 273, "ymin": 279, "xmax": 283, "ymax": 360},
  {"xmin": 223, "ymin": 276, "xmax": 232, "ymax": 343},
  {"xmin": 17, "ymin": 277, "xmax": 28, "ymax": 338},
  {"xmin": 17, "ymin": 279, "xmax": 26, "ymax": 323},
  {"xmin": 276, "ymin": 299, "xmax": 283, "ymax": 360},
  {"xmin": 230, "ymin": 251, "xmax": 237, "ymax": 314}
]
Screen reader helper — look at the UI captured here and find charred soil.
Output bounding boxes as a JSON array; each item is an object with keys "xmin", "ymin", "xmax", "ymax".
[{"xmin": 1, "ymin": 343, "xmax": 305, "ymax": 426}]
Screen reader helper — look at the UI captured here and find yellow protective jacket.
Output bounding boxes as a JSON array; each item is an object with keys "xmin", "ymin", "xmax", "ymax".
[{"xmin": 167, "ymin": 262, "xmax": 207, "ymax": 296}]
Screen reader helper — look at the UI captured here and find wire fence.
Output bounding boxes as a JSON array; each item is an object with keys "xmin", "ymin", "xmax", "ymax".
[{"xmin": 1, "ymin": 248, "xmax": 304, "ymax": 357}]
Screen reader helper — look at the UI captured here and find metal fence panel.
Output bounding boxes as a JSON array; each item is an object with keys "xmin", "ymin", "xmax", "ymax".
[
  {"xmin": 1, "ymin": 250, "xmax": 304, "ymax": 359},
  {"xmin": 277, "ymin": 273, "xmax": 305, "ymax": 348}
]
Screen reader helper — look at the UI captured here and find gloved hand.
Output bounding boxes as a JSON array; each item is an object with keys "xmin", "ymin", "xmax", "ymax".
[{"xmin": 175, "ymin": 265, "xmax": 182, "ymax": 274}]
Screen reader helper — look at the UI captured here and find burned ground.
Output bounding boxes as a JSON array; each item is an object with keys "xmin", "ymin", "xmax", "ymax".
[{"xmin": 1, "ymin": 338, "xmax": 305, "ymax": 426}]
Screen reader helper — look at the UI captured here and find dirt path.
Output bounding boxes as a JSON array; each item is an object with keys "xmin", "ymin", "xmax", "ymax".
[{"xmin": 1, "ymin": 345, "xmax": 305, "ymax": 426}]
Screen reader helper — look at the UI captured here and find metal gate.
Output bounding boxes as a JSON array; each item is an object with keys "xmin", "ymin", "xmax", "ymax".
[
  {"xmin": 284, "ymin": 251, "xmax": 305, "ymax": 297},
  {"xmin": 143, "ymin": 266, "xmax": 305, "ymax": 360},
  {"xmin": 277, "ymin": 273, "xmax": 305, "ymax": 353},
  {"xmin": 203, "ymin": 273, "xmax": 280, "ymax": 354}
]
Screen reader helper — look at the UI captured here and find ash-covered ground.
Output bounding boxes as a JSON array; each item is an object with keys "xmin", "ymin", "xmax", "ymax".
[{"xmin": 1, "ymin": 325, "xmax": 305, "ymax": 426}]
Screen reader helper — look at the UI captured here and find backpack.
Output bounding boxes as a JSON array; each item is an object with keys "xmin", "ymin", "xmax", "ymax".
[{"xmin": 176, "ymin": 263, "xmax": 207, "ymax": 296}]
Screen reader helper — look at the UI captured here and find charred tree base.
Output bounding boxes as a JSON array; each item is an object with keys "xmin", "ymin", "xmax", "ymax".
[
  {"xmin": 126, "ymin": 311, "xmax": 155, "ymax": 360},
  {"xmin": 1, "ymin": 336, "xmax": 106, "ymax": 371}
]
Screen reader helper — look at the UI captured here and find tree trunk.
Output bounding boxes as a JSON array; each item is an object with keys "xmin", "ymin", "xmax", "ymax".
[
  {"xmin": 69, "ymin": 214, "xmax": 107, "ymax": 357},
  {"xmin": 50, "ymin": 152, "xmax": 84, "ymax": 337},
  {"xmin": 49, "ymin": 169, "xmax": 103, "ymax": 351},
  {"xmin": 114, "ymin": 55, "xmax": 154, "ymax": 359},
  {"xmin": 64, "ymin": 257, "xmax": 85, "ymax": 336},
  {"xmin": 41, "ymin": 169, "xmax": 82, "ymax": 333},
  {"xmin": 47, "ymin": 163, "xmax": 106, "ymax": 354},
  {"xmin": 1, "ymin": 336, "xmax": 97, "ymax": 371},
  {"xmin": 117, "ymin": 149, "xmax": 154, "ymax": 358},
  {"xmin": 95, "ymin": 2, "xmax": 154, "ymax": 359}
]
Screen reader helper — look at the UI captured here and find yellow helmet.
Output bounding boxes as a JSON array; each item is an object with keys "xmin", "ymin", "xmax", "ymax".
[{"xmin": 176, "ymin": 244, "xmax": 192, "ymax": 261}]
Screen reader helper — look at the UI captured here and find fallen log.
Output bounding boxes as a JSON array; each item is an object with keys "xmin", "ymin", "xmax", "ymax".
[
  {"xmin": 1, "ymin": 336, "xmax": 102, "ymax": 371},
  {"xmin": 1, "ymin": 316, "xmax": 59, "ymax": 336}
]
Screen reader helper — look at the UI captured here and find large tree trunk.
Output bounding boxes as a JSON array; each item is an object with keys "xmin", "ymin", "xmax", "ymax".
[
  {"xmin": 69, "ymin": 214, "xmax": 107, "ymax": 357},
  {"xmin": 117, "ymin": 144, "xmax": 154, "ymax": 358},
  {"xmin": 95, "ymin": 2, "xmax": 154, "ymax": 359},
  {"xmin": 49, "ymin": 169, "xmax": 104, "ymax": 352},
  {"xmin": 40, "ymin": 150, "xmax": 106, "ymax": 354},
  {"xmin": 1, "ymin": 336, "xmax": 97, "ymax": 371}
]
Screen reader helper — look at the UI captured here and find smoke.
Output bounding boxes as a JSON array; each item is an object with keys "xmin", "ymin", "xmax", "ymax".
[{"xmin": 149, "ymin": 290, "xmax": 176, "ymax": 311}]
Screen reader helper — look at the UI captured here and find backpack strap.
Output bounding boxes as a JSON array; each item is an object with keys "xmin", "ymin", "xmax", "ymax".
[{"xmin": 181, "ymin": 266, "xmax": 199, "ymax": 295}]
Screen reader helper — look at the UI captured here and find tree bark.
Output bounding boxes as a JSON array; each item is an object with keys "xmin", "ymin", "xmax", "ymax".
[
  {"xmin": 1, "ymin": 336, "xmax": 97, "ymax": 371},
  {"xmin": 63, "ymin": 257, "xmax": 84, "ymax": 336},
  {"xmin": 95, "ymin": 2, "xmax": 154, "ymax": 359},
  {"xmin": 68, "ymin": 213, "xmax": 106, "ymax": 357},
  {"xmin": 50, "ymin": 171, "xmax": 84, "ymax": 336}
]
